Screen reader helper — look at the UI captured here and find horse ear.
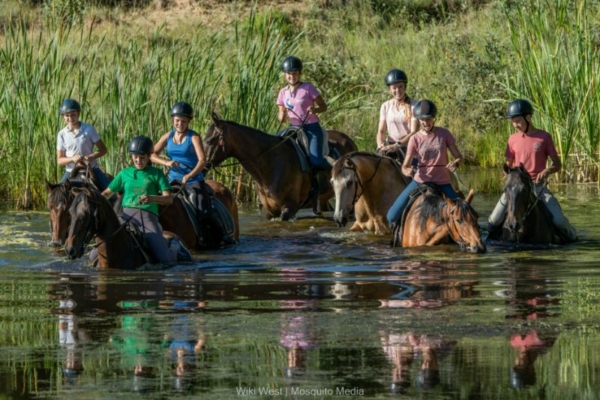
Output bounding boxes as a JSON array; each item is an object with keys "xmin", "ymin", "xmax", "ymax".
[
  {"xmin": 503, "ymin": 163, "xmax": 510, "ymax": 175},
  {"xmin": 64, "ymin": 179, "xmax": 72, "ymax": 191},
  {"xmin": 517, "ymin": 163, "xmax": 527, "ymax": 174},
  {"xmin": 46, "ymin": 179, "xmax": 57, "ymax": 193},
  {"xmin": 211, "ymin": 112, "xmax": 221, "ymax": 125},
  {"xmin": 343, "ymin": 158, "xmax": 353, "ymax": 168},
  {"xmin": 465, "ymin": 189, "xmax": 475, "ymax": 204}
]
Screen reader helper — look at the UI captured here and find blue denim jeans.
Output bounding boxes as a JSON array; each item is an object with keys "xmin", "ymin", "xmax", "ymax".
[
  {"xmin": 387, "ymin": 180, "xmax": 459, "ymax": 226},
  {"xmin": 299, "ymin": 122, "xmax": 330, "ymax": 169}
]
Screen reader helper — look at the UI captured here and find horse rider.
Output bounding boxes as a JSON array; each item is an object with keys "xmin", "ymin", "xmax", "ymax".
[
  {"xmin": 101, "ymin": 135, "xmax": 192, "ymax": 262},
  {"xmin": 56, "ymin": 98, "xmax": 112, "ymax": 190},
  {"xmin": 376, "ymin": 68, "xmax": 418, "ymax": 164},
  {"xmin": 276, "ymin": 56, "xmax": 331, "ymax": 170},
  {"xmin": 487, "ymin": 99, "xmax": 577, "ymax": 242},
  {"xmin": 386, "ymin": 99, "xmax": 464, "ymax": 230},
  {"xmin": 151, "ymin": 102, "xmax": 236, "ymax": 245}
]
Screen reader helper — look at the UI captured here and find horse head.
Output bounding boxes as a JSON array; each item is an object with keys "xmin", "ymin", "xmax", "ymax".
[
  {"xmin": 503, "ymin": 164, "xmax": 533, "ymax": 234},
  {"xmin": 203, "ymin": 112, "xmax": 230, "ymax": 171},
  {"xmin": 47, "ymin": 179, "xmax": 74, "ymax": 247},
  {"xmin": 445, "ymin": 189, "xmax": 486, "ymax": 253},
  {"xmin": 65, "ymin": 187, "xmax": 103, "ymax": 260},
  {"xmin": 331, "ymin": 156, "xmax": 358, "ymax": 227}
]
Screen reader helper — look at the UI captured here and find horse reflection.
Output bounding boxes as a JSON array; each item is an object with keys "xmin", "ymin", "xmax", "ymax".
[
  {"xmin": 331, "ymin": 152, "xmax": 408, "ymax": 235},
  {"xmin": 203, "ymin": 113, "xmax": 358, "ymax": 220},
  {"xmin": 392, "ymin": 187, "xmax": 486, "ymax": 253}
]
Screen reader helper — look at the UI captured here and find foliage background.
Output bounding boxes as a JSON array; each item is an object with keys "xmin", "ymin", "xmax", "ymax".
[{"xmin": 1, "ymin": 0, "xmax": 599, "ymax": 208}]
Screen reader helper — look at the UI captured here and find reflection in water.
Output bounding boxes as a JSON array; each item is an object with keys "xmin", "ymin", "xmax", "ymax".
[
  {"xmin": 2, "ymin": 185, "xmax": 600, "ymax": 398},
  {"xmin": 510, "ymin": 330, "xmax": 556, "ymax": 389}
]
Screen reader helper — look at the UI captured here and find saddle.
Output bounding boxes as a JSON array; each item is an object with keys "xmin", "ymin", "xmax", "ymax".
[
  {"xmin": 170, "ymin": 182, "xmax": 235, "ymax": 247},
  {"xmin": 277, "ymin": 127, "xmax": 341, "ymax": 174},
  {"xmin": 123, "ymin": 220, "xmax": 155, "ymax": 264},
  {"xmin": 392, "ymin": 184, "xmax": 442, "ymax": 248}
]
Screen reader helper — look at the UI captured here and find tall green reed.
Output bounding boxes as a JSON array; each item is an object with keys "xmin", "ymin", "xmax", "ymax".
[{"xmin": 506, "ymin": 0, "xmax": 600, "ymax": 182}]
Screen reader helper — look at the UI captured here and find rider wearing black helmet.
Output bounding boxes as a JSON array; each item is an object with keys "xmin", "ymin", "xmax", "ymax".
[
  {"xmin": 487, "ymin": 99, "xmax": 577, "ymax": 242},
  {"xmin": 377, "ymin": 69, "xmax": 418, "ymax": 163},
  {"xmin": 151, "ymin": 102, "xmax": 236, "ymax": 246},
  {"xmin": 386, "ymin": 99, "xmax": 464, "ymax": 229},
  {"xmin": 56, "ymin": 98, "xmax": 111, "ymax": 190},
  {"xmin": 277, "ymin": 56, "xmax": 331, "ymax": 170},
  {"xmin": 101, "ymin": 135, "xmax": 192, "ymax": 263}
]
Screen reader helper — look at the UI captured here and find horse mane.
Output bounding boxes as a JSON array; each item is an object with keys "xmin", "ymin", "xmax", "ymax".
[
  {"xmin": 47, "ymin": 180, "xmax": 88, "ymax": 207},
  {"xmin": 212, "ymin": 118, "xmax": 276, "ymax": 140},
  {"xmin": 417, "ymin": 190, "xmax": 447, "ymax": 229}
]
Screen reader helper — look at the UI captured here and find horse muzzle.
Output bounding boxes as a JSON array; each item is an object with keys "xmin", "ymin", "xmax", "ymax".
[
  {"xmin": 333, "ymin": 213, "xmax": 348, "ymax": 227},
  {"xmin": 65, "ymin": 243, "xmax": 85, "ymax": 260}
]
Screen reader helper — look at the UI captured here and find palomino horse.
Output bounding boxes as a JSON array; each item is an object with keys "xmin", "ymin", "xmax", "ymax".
[
  {"xmin": 203, "ymin": 113, "xmax": 358, "ymax": 220},
  {"xmin": 48, "ymin": 178, "xmax": 238, "ymax": 250},
  {"xmin": 64, "ymin": 187, "xmax": 181, "ymax": 269},
  {"xmin": 331, "ymin": 152, "xmax": 409, "ymax": 235},
  {"xmin": 499, "ymin": 164, "xmax": 556, "ymax": 244},
  {"xmin": 392, "ymin": 186, "xmax": 486, "ymax": 253}
]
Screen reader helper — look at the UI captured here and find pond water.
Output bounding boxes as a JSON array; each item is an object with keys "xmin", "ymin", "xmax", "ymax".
[{"xmin": 1, "ymin": 180, "xmax": 600, "ymax": 399}]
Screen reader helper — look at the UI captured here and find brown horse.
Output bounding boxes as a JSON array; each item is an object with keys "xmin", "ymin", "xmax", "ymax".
[
  {"xmin": 331, "ymin": 152, "xmax": 408, "ymax": 235},
  {"xmin": 64, "ymin": 187, "xmax": 181, "ymax": 269},
  {"xmin": 48, "ymin": 177, "xmax": 238, "ymax": 250},
  {"xmin": 46, "ymin": 179, "xmax": 93, "ymax": 247},
  {"xmin": 393, "ymin": 186, "xmax": 486, "ymax": 253},
  {"xmin": 203, "ymin": 113, "xmax": 358, "ymax": 220},
  {"xmin": 499, "ymin": 164, "xmax": 556, "ymax": 244}
]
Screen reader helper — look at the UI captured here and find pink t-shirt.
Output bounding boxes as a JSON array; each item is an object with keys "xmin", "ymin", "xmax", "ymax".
[
  {"xmin": 277, "ymin": 82, "xmax": 321, "ymax": 125},
  {"xmin": 505, "ymin": 129, "xmax": 558, "ymax": 181},
  {"xmin": 379, "ymin": 98, "xmax": 417, "ymax": 144},
  {"xmin": 406, "ymin": 127, "xmax": 455, "ymax": 185}
]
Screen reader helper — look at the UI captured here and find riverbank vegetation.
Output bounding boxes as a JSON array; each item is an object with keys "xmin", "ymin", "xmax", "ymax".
[{"xmin": 1, "ymin": 0, "xmax": 598, "ymax": 208}]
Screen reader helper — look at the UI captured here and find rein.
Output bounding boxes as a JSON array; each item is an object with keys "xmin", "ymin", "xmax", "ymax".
[{"xmin": 342, "ymin": 154, "xmax": 384, "ymax": 207}]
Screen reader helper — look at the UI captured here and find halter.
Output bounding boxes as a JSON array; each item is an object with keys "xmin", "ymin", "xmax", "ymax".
[{"xmin": 340, "ymin": 154, "xmax": 385, "ymax": 207}]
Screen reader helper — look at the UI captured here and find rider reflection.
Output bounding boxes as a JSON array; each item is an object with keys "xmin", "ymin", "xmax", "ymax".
[
  {"xmin": 279, "ymin": 300, "xmax": 319, "ymax": 379},
  {"xmin": 509, "ymin": 329, "xmax": 556, "ymax": 388}
]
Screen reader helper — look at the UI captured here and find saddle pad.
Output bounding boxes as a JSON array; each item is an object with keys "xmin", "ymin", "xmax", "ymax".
[
  {"xmin": 277, "ymin": 127, "xmax": 310, "ymax": 173},
  {"xmin": 213, "ymin": 198, "xmax": 235, "ymax": 236}
]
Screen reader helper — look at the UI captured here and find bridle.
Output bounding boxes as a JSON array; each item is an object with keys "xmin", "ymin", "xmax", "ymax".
[
  {"xmin": 339, "ymin": 154, "xmax": 384, "ymax": 208},
  {"xmin": 444, "ymin": 200, "xmax": 480, "ymax": 250}
]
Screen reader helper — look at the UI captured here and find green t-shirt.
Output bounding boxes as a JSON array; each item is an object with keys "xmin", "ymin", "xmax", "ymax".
[{"xmin": 109, "ymin": 166, "xmax": 171, "ymax": 215}]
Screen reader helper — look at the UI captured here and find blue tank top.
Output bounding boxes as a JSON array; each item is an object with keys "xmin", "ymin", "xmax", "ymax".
[{"xmin": 166, "ymin": 129, "xmax": 204, "ymax": 183}]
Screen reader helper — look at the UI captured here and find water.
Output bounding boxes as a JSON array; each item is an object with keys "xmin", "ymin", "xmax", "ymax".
[{"xmin": 1, "ymin": 183, "xmax": 600, "ymax": 399}]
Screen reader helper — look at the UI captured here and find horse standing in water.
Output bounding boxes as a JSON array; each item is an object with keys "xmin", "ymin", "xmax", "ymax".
[
  {"xmin": 64, "ymin": 187, "xmax": 182, "ymax": 269},
  {"xmin": 203, "ymin": 113, "xmax": 358, "ymax": 220},
  {"xmin": 331, "ymin": 152, "xmax": 409, "ymax": 235},
  {"xmin": 48, "ymin": 178, "xmax": 238, "ymax": 250},
  {"xmin": 498, "ymin": 164, "xmax": 556, "ymax": 244},
  {"xmin": 392, "ymin": 186, "xmax": 486, "ymax": 253}
]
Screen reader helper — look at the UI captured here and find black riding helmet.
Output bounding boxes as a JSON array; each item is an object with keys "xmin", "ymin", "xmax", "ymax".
[
  {"xmin": 170, "ymin": 102, "xmax": 194, "ymax": 119},
  {"xmin": 281, "ymin": 56, "xmax": 303, "ymax": 72},
  {"xmin": 505, "ymin": 99, "xmax": 534, "ymax": 118},
  {"xmin": 59, "ymin": 99, "xmax": 81, "ymax": 115},
  {"xmin": 414, "ymin": 99, "xmax": 437, "ymax": 119},
  {"xmin": 128, "ymin": 135, "xmax": 154, "ymax": 155},
  {"xmin": 385, "ymin": 69, "xmax": 408, "ymax": 86}
]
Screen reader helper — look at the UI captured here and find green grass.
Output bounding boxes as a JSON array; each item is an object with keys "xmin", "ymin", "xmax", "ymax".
[{"xmin": 0, "ymin": 0, "xmax": 599, "ymax": 208}]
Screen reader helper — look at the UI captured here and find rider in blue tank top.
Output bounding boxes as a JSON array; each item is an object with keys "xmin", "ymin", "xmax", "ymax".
[{"xmin": 151, "ymin": 102, "xmax": 235, "ymax": 245}]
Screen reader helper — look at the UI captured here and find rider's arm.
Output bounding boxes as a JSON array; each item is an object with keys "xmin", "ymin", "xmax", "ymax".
[
  {"xmin": 447, "ymin": 143, "xmax": 463, "ymax": 172},
  {"xmin": 57, "ymin": 149, "xmax": 82, "ymax": 166},
  {"xmin": 183, "ymin": 135, "xmax": 206, "ymax": 184},
  {"xmin": 278, "ymin": 105, "xmax": 288, "ymax": 123},
  {"xmin": 139, "ymin": 190, "xmax": 173, "ymax": 205},
  {"xmin": 85, "ymin": 140, "xmax": 107, "ymax": 163},
  {"xmin": 151, "ymin": 132, "xmax": 178, "ymax": 168},
  {"xmin": 309, "ymin": 96, "xmax": 327, "ymax": 115},
  {"xmin": 537, "ymin": 155, "xmax": 561, "ymax": 183},
  {"xmin": 101, "ymin": 188, "xmax": 114, "ymax": 199},
  {"xmin": 376, "ymin": 119, "xmax": 387, "ymax": 150}
]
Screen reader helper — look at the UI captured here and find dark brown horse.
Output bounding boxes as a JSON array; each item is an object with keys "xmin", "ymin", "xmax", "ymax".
[
  {"xmin": 48, "ymin": 178, "xmax": 238, "ymax": 250},
  {"xmin": 64, "ymin": 187, "xmax": 181, "ymax": 269},
  {"xmin": 203, "ymin": 113, "xmax": 358, "ymax": 220},
  {"xmin": 46, "ymin": 179, "xmax": 92, "ymax": 247},
  {"xmin": 331, "ymin": 152, "xmax": 408, "ymax": 235},
  {"xmin": 499, "ymin": 164, "xmax": 555, "ymax": 244},
  {"xmin": 393, "ymin": 186, "xmax": 486, "ymax": 253}
]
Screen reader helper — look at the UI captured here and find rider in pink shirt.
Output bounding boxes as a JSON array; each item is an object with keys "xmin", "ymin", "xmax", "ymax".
[
  {"xmin": 487, "ymin": 99, "xmax": 577, "ymax": 242},
  {"xmin": 386, "ymin": 100, "xmax": 464, "ymax": 228}
]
